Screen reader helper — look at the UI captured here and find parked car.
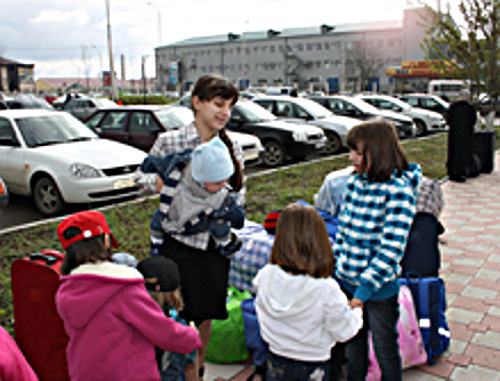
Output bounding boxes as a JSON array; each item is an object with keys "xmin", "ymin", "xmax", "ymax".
[
  {"xmin": 0, "ymin": 175, "xmax": 8, "ymax": 212},
  {"xmin": 226, "ymin": 101, "xmax": 327, "ymax": 167},
  {"xmin": 307, "ymin": 95, "xmax": 416, "ymax": 138},
  {"xmin": 84, "ymin": 105, "xmax": 264, "ymax": 167},
  {"xmin": 356, "ymin": 94, "xmax": 447, "ymax": 136},
  {"xmin": 57, "ymin": 96, "xmax": 117, "ymax": 121},
  {"xmin": 0, "ymin": 109, "xmax": 147, "ymax": 216},
  {"xmin": 396, "ymin": 93, "xmax": 450, "ymax": 116},
  {"xmin": 4, "ymin": 95, "xmax": 54, "ymax": 110},
  {"xmin": 253, "ymin": 96, "xmax": 360, "ymax": 154}
]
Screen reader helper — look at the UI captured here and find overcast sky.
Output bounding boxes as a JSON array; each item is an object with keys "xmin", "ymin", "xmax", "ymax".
[{"xmin": 1, "ymin": 0, "xmax": 456, "ymax": 80}]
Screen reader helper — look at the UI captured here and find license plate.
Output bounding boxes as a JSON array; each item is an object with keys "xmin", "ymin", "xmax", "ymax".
[
  {"xmin": 244, "ymin": 151, "xmax": 259, "ymax": 162},
  {"xmin": 114, "ymin": 177, "xmax": 135, "ymax": 189}
]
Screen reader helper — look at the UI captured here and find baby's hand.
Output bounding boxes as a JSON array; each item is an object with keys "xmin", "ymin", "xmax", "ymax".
[{"xmin": 155, "ymin": 175, "xmax": 164, "ymax": 193}]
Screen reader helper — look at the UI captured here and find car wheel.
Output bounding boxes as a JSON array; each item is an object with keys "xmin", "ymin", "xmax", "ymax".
[
  {"xmin": 324, "ymin": 131, "xmax": 342, "ymax": 155},
  {"xmin": 414, "ymin": 120, "xmax": 427, "ymax": 137},
  {"xmin": 263, "ymin": 140, "xmax": 285, "ymax": 167},
  {"xmin": 33, "ymin": 176, "xmax": 65, "ymax": 216}
]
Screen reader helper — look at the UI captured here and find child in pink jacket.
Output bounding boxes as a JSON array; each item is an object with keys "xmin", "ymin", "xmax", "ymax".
[{"xmin": 55, "ymin": 210, "xmax": 201, "ymax": 381}]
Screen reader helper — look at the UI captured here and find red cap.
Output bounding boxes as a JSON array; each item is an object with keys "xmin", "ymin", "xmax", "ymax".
[
  {"xmin": 57, "ymin": 210, "xmax": 119, "ymax": 250},
  {"xmin": 263, "ymin": 210, "xmax": 281, "ymax": 235}
]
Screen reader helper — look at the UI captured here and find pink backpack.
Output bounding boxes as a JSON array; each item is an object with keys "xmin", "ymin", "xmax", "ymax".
[{"xmin": 366, "ymin": 285, "xmax": 427, "ymax": 380}]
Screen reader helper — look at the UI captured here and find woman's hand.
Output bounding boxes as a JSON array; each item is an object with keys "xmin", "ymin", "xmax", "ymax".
[
  {"xmin": 155, "ymin": 175, "xmax": 164, "ymax": 193},
  {"xmin": 349, "ymin": 298, "xmax": 364, "ymax": 309}
]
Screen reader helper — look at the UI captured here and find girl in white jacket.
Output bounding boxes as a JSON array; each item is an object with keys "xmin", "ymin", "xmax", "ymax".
[{"xmin": 253, "ymin": 202, "xmax": 363, "ymax": 381}]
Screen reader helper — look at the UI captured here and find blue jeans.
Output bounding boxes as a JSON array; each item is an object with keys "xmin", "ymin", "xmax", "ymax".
[
  {"xmin": 266, "ymin": 352, "xmax": 330, "ymax": 381},
  {"xmin": 345, "ymin": 295, "xmax": 401, "ymax": 381}
]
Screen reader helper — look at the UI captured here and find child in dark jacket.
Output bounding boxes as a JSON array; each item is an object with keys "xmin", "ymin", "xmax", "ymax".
[
  {"xmin": 138, "ymin": 256, "xmax": 198, "ymax": 381},
  {"xmin": 141, "ymin": 136, "xmax": 244, "ymax": 257}
]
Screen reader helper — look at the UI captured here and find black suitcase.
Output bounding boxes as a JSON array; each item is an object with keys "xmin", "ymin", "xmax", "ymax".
[{"xmin": 474, "ymin": 130, "xmax": 496, "ymax": 174}]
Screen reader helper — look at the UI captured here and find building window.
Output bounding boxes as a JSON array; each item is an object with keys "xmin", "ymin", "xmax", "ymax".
[
  {"xmin": 306, "ymin": 43, "xmax": 313, "ymax": 51},
  {"xmin": 270, "ymin": 45, "xmax": 275, "ymax": 53},
  {"xmin": 324, "ymin": 42, "xmax": 330, "ymax": 50},
  {"xmin": 316, "ymin": 43, "xmax": 322, "ymax": 50},
  {"xmin": 296, "ymin": 43, "xmax": 304, "ymax": 51}
]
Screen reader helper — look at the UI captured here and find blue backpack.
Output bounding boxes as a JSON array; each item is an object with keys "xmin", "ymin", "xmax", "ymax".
[{"xmin": 399, "ymin": 273, "xmax": 450, "ymax": 364}]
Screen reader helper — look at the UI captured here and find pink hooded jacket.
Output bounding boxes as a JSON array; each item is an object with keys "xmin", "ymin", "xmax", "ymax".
[{"xmin": 56, "ymin": 262, "xmax": 201, "ymax": 381}]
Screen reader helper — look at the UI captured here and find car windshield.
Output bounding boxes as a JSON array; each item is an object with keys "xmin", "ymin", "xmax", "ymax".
[
  {"xmin": 291, "ymin": 98, "xmax": 332, "ymax": 118},
  {"xmin": 341, "ymin": 97, "xmax": 380, "ymax": 114},
  {"xmin": 156, "ymin": 107, "xmax": 194, "ymax": 130},
  {"xmin": 235, "ymin": 102, "xmax": 276, "ymax": 122},
  {"xmin": 380, "ymin": 97, "xmax": 410, "ymax": 109},
  {"xmin": 15, "ymin": 113, "xmax": 97, "ymax": 148}
]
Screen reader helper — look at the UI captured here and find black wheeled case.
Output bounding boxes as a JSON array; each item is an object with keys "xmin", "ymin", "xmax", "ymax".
[
  {"xmin": 474, "ymin": 130, "xmax": 496, "ymax": 174},
  {"xmin": 11, "ymin": 249, "xmax": 70, "ymax": 381}
]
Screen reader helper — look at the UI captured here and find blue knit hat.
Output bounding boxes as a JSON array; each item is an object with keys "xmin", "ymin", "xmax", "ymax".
[{"xmin": 192, "ymin": 136, "xmax": 234, "ymax": 184}]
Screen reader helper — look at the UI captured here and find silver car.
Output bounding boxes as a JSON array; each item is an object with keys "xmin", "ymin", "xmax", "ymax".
[
  {"xmin": 357, "ymin": 94, "xmax": 447, "ymax": 137},
  {"xmin": 60, "ymin": 97, "xmax": 117, "ymax": 121}
]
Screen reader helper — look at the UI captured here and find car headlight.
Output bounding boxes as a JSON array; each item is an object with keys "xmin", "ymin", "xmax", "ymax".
[
  {"xmin": 292, "ymin": 131, "xmax": 309, "ymax": 142},
  {"xmin": 431, "ymin": 115, "xmax": 445, "ymax": 123},
  {"xmin": 70, "ymin": 163, "xmax": 101, "ymax": 178}
]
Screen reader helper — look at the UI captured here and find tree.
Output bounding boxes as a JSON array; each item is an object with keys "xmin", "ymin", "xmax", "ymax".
[
  {"xmin": 420, "ymin": 0, "xmax": 500, "ymax": 115},
  {"xmin": 345, "ymin": 39, "xmax": 385, "ymax": 92}
]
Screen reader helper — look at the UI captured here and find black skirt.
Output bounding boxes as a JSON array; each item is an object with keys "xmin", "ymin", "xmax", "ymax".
[{"xmin": 161, "ymin": 234, "xmax": 229, "ymax": 324}]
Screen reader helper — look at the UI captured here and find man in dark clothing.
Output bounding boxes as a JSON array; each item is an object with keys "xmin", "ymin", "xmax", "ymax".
[{"xmin": 446, "ymin": 89, "xmax": 477, "ymax": 182}]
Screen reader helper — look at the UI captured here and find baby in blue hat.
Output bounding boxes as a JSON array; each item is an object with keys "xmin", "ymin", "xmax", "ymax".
[{"xmin": 142, "ymin": 136, "xmax": 244, "ymax": 257}]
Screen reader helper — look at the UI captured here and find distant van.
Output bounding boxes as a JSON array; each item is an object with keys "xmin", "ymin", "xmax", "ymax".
[{"xmin": 428, "ymin": 79, "xmax": 465, "ymax": 102}]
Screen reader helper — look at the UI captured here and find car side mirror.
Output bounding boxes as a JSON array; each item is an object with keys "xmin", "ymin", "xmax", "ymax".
[{"xmin": 0, "ymin": 136, "xmax": 20, "ymax": 147}]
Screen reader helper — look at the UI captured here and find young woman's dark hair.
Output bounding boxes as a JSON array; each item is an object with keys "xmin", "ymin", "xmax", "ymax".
[
  {"xmin": 191, "ymin": 74, "xmax": 239, "ymax": 106},
  {"xmin": 270, "ymin": 203, "xmax": 334, "ymax": 278},
  {"xmin": 60, "ymin": 227, "xmax": 112, "ymax": 275},
  {"xmin": 191, "ymin": 73, "xmax": 243, "ymax": 191},
  {"xmin": 346, "ymin": 120, "xmax": 409, "ymax": 182}
]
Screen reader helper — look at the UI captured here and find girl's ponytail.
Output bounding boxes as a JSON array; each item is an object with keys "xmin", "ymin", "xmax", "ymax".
[{"xmin": 218, "ymin": 128, "xmax": 243, "ymax": 192}]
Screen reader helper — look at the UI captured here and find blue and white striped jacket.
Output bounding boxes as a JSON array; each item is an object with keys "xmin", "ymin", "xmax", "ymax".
[{"xmin": 334, "ymin": 163, "xmax": 422, "ymax": 302}]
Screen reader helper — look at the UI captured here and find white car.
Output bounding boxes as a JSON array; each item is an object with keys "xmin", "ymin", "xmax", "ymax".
[
  {"xmin": 253, "ymin": 96, "xmax": 361, "ymax": 154},
  {"xmin": 226, "ymin": 130, "xmax": 264, "ymax": 167},
  {"xmin": 357, "ymin": 94, "xmax": 447, "ymax": 137},
  {"xmin": 0, "ymin": 109, "xmax": 147, "ymax": 216}
]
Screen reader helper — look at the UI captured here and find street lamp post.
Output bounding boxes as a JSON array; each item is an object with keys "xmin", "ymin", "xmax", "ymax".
[
  {"xmin": 105, "ymin": 0, "xmax": 117, "ymax": 101},
  {"xmin": 142, "ymin": 55, "xmax": 150, "ymax": 104},
  {"xmin": 147, "ymin": 1, "xmax": 162, "ymax": 45}
]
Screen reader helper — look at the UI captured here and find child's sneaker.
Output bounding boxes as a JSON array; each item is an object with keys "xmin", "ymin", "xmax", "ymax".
[{"xmin": 220, "ymin": 232, "xmax": 242, "ymax": 257}]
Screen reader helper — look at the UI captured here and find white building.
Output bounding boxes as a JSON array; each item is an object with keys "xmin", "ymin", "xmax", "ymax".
[{"xmin": 154, "ymin": 8, "xmax": 428, "ymax": 95}]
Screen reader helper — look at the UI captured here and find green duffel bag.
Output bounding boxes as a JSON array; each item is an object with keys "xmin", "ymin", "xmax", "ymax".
[{"xmin": 206, "ymin": 287, "xmax": 252, "ymax": 363}]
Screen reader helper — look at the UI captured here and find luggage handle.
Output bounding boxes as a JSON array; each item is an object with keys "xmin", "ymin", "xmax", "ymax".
[
  {"xmin": 29, "ymin": 253, "xmax": 59, "ymax": 265},
  {"xmin": 39, "ymin": 248, "xmax": 65, "ymax": 260},
  {"xmin": 405, "ymin": 270, "xmax": 423, "ymax": 283}
]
